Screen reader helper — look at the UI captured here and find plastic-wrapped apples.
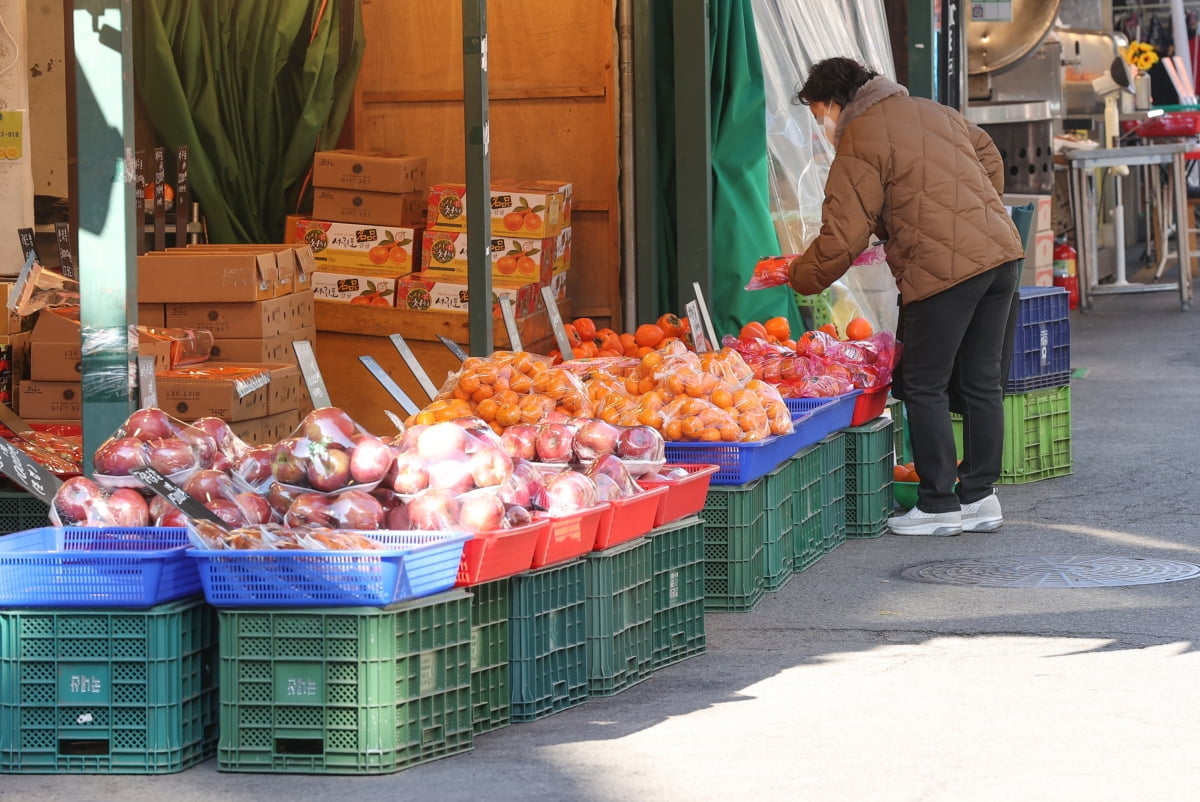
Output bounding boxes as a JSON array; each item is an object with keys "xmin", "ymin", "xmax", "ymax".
[{"xmin": 269, "ymin": 407, "xmax": 396, "ymax": 493}]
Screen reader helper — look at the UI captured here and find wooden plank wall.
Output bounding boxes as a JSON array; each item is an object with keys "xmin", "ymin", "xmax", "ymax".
[{"xmin": 355, "ymin": 0, "xmax": 621, "ymax": 328}]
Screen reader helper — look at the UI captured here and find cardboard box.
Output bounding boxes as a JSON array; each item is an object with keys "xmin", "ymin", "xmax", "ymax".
[
  {"xmin": 0, "ymin": 283, "xmax": 29, "ymax": 334},
  {"xmin": 392, "ymin": 269, "xmax": 568, "ymax": 317},
  {"xmin": 285, "ymin": 215, "xmax": 421, "ymax": 272},
  {"xmin": 312, "ymin": 187, "xmax": 427, "ymax": 227},
  {"xmin": 1034, "ymin": 229, "xmax": 1054, "ymax": 268},
  {"xmin": 208, "ymin": 327, "xmax": 314, "ymax": 365},
  {"xmin": 421, "ymin": 230, "xmax": 556, "ymax": 285},
  {"xmin": 263, "ymin": 362, "xmax": 303, "ymax": 414},
  {"xmin": 139, "ymin": 303, "xmax": 166, "ymax": 328},
  {"xmin": 309, "ymin": 267, "xmax": 407, "ymax": 306},
  {"xmin": 230, "ymin": 408, "xmax": 304, "ymax": 446},
  {"xmin": 426, "ymin": 180, "xmax": 570, "ymax": 238},
  {"xmin": 312, "ymin": 150, "xmax": 428, "ymax": 195},
  {"xmin": 1005, "ymin": 193, "xmax": 1052, "ymax": 232},
  {"xmin": 139, "ymin": 251, "xmax": 277, "ymax": 302},
  {"xmin": 30, "ymin": 339, "xmax": 171, "ymax": 382},
  {"xmin": 1021, "ymin": 261, "xmax": 1053, "ymax": 287},
  {"xmin": 164, "ymin": 290, "xmax": 314, "ymax": 339},
  {"xmin": 554, "ymin": 226, "xmax": 572, "ymax": 274},
  {"xmin": 18, "ymin": 380, "xmax": 81, "ymax": 419},
  {"xmin": 154, "ymin": 364, "xmax": 273, "ymax": 422},
  {"xmin": 161, "ymin": 244, "xmax": 314, "ymax": 296}
]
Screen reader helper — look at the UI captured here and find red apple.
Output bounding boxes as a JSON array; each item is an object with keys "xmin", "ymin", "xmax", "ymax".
[
  {"xmin": 349, "ymin": 435, "xmax": 394, "ymax": 484},
  {"xmin": 285, "ymin": 492, "xmax": 335, "ymax": 528},
  {"xmin": 233, "ymin": 446, "xmax": 274, "ymax": 487},
  {"xmin": 452, "ymin": 416, "xmax": 503, "ymax": 450},
  {"xmin": 271, "ymin": 438, "xmax": 310, "ymax": 484},
  {"xmin": 505, "ymin": 504, "xmax": 533, "ymax": 527},
  {"xmin": 457, "ymin": 489, "xmax": 506, "ymax": 532},
  {"xmin": 390, "ymin": 451, "xmax": 431, "ymax": 495},
  {"xmin": 585, "ymin": 454, "xmax": 639, "ymax": 496},
  {"xmin": 267, "ymin": 481, "xmax": 302, "ymax": 517},
  {"xmin": 302, "ymin": 407, "xmax": 358, "ymax": 447},
  {"xmin": 307, "ymin": 447, "xmax": 351, "ymax": 492},
  {"xmin": 500, "ymin": 424, "xmax": 539, "ymax": 461},
  {"xmin": 498, "ymin": 460, "xmax": 547, "ymax": 509},
  {"xmin": 93, "ymin": 437, "xmax": 149, "ymax": 476},
  {"xmin": 158, "ymin": 507, "xmax": 189, "ymax": 528},
  {"xmin": 205, "ymin": 498, "xmax": 248, "ymax": 528},
  {"xmin": 192, "ymin": 416, "xmax": 246, "ymax": 458},
  {"xmin": 617, "ymin": 425, "xmax": 665, "ymax": 462},
  {"xmin": 183, "ymin": 469, "xmax": 232, "ymax": 503},
  {"xmin": 52, "ymin": 476, "xmax": 112, "ymax": 526},
  {"xmin": 469, "ymin": 445, "xmax": 513, "ymax": 488},
  {"xmin": 416, "ymin": 422, "xmax": 470, "ymax": 461},
  {"xmin": 233, "ymin": 492, "xmax": 273, "ymax": 525},
  {"xmin": 405, "ymin": 488, "xmax": 460, "ymax": 530},
  {"xmin": 385, "ymin": 504, "xmax": 412, "ymax": 530},
  {"xmin": 397, "ymin": 423, "xmax": 428, "ymax": 453},
  {"xmin": 330, "ymin": 489, "xmax": 385, "ymax": 530},
  {"xmin": 544, "ymin": 471, "xmax": 599, "ymax": 514},
  {"xmin": 591, "ymin": 472, "xmax": 623, "ymax": 502},
  {"xmin": 573, "ymin": 419, "xmax": 622, "ymax": 462},
  {"xmin": 123, "ymin": 407, "xmax": 176, "ymax": 440},
  {"xmin": 107, "ymin": 487, "xmax": 151, "ymax": 527},
  {"xmin": 428, "ymin": 456, "xmax": 475, "ymax": 493},
  {"xmin": 535, "ymin": 423, "xmax": 574, "ymax": 464},
  {"xmin": 146, "ymin": 437, "xmax": 197, "ymax": 476}
]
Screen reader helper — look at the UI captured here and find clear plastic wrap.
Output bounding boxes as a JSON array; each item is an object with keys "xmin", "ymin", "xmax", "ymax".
[
  {"xmin": 50, "ymin": 476, "xmax": 150, "ymax": 527},
  {"xmin": 271, "ymin": 407, "xmax": 396, "ymax": 493}
]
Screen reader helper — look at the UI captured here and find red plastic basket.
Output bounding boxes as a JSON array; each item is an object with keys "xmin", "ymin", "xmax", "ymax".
[
  {"xmin": 455, "ymin": 519, "xmax": 548, "ymax": 586},
  {"xmin": 850, "ymin": 384, "xmax": 891, "ymax": 426},
  {"xmin": 637, "ymin": 464, "xmax": 718, "ymax": 527},
  {"xmin": 530, "ymin": 504, "xmax": 606, "ymax": 568},
  {"xmin": 593, "ymin": 485, "xmax": 668, "ymax": 551}
]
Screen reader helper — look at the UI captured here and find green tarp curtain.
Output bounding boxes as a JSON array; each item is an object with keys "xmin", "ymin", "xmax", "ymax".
[
  {"xmin": 132, "ymin": 0, "xmax": 364, "ymax": 244},
  {"xmin": 653, "ymin": 0, "xmax": 802, "ymax": 338}
]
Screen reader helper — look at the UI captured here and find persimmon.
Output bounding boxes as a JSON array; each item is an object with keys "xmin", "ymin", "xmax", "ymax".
[
  {"xmin": 818, "ymin": 323, "xmax": 840, "ymax": 339},
  {"xmin": 572, "ymin": 317, "xmax": 597, "ymax": 341},
  {"xmin": 594, "ymin": 328, "xmax": 622, "ymax": 353},
  {"xmin": 635, "ymin": 323, "xmax": 666, "ymax": 348},
  {"xmin": 657, "ymin": 313, "xmax": 684, "ymax": 338},
  {"xmin": 845, "ymin": 317, "xmax": 873, "ymax": 340},
  {"xmin": 562, "ymin": 323, "xmax": 582, "ymax": 349},
  {"xmin": 619, "ymin": 332, "xmax": 638, "ymax": 355},
  {"xmin": 893, "ymin": 464, "xmax": 913, "ymax": 482},
  {"xmin": 764, "ymin": 316, "xmax": 791, "ymax": 341},
  {"xmin": 740, "ymin": 321, "xmax": 769, "ymax": 340}
]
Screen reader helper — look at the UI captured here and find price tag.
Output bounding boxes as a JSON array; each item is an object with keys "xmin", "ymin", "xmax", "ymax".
[
  {"xmin": 691, "ymin": 281, "xmax": 720, "ymax": 351},
  {"xmin": 16, "ymin": 228, "xmax": 37, "ymax": 264},
  {"xmin": 499, "ymin": 296, "xmax": 523, "ymax": 351},
  {"xmin": 388, "ymin": 333, "xmax": 439, "ymax": 402},
  {"xmin": 540, "ymin": 285, "xmax": 575, "ymax": 359},
  {"xmin": 437, "ymin": 335, "xmax": 469, "ymax": 363},
  {"xmin": 359, "ymin": 355, "xmax": 421, "ymax": 416},
  {"xmin": 129, "ymin": 466, "xmax": 229, "ymax": 528},
  {"xmin": 292, "ymin": 339, "xmax": 332, "ymax": 409},
  {"xmin": 175, "ymin": 146, "xmax": 190, "ymax": 244},
  {"xmin": 384, "ymin": 409, "xmax": 407, "ymax": 433},
  {"xmin": 153, "ymin": 147, "xmax": 166, "ymax": 251},
  {"xmin": 0, "ymin": 439, "xmax": 62, "ymax": 505},
  {"xmin": 138, "ymin": 355, "xmax": 159, "ymax": 409},
  {"xmin": 53, "ymin": 223, "xmax": 76, "ymax": 281},
  {"xmin": 7, "ymin": 252, "xmax": 37, "ymax": 315},
  {"xmin": 0, "ymin": 111, "xmax": 25, "ymax": 160},
  {"xmin": 685, "ymin": 301, "xmax": 711, "ymax": 352}
]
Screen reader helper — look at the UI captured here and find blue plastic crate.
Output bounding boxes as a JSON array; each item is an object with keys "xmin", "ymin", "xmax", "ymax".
[
  {"xmin": 1006, "ymin": 286, "xmax": 1070, "ymax": 394},
  {"xmin": 785, "ymin": 390, "xmax": 862, "ymax": 444},
  {"xmin": 0, "ymin": 527, "xmax": 199, "ymax": 608},
  {"xmin": 188, "ymin": 531, "xmax": 470, "ymax": 607}
]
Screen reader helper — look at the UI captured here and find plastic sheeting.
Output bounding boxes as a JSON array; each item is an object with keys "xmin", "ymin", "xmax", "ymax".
[{"xmin": 750, "ymin": 0, "xmax": 897, "ymax": 330}]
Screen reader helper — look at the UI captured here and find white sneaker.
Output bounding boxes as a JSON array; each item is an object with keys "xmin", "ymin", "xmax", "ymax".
[
  {"xmin": 961, "ymin": 492, "xmax": 1003, "ymax": 532},
  {"xmin": 887, "ymin": 507, "xmax": 962, "ymax": 536}
]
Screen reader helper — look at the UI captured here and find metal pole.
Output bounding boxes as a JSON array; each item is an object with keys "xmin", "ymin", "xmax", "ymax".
[
  {"xmin": 73, "ymin": 0, "xmax": 138, "ymax": 472},
  {"xmin": 907, "ymin": 0, "xmax": 935, "ymax": 100},
  {"xmin": 632, "ymin": 0, "xmax": 660, "ymax": 326},
  {"xmin": 462, "ymin": 0, "xmax": 493, "ymax": 356},
  {"xmin": 672, "ymin": 0, "xmax": 712, "ymax": 317}
]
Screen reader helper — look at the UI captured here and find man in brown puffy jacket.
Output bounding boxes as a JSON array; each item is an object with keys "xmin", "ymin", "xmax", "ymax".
[{"xmin": 789, "ymin": 57, "xmax": 1025, "ymax": 536}]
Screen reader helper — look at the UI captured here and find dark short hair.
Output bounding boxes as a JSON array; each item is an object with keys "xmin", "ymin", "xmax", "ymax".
[{"xmin": 796, "ymin": 57, "xmax": 880, "ymax": 107}]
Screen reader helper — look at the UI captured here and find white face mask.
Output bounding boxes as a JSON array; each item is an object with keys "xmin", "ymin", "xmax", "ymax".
[{"xmin": 818, "ymin": 115, "xmax": 837, "ymax": 145}]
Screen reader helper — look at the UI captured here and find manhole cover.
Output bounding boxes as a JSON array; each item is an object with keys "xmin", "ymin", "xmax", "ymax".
[{"xmin": 900, "ymin": 556, "xmax": 1200, "ymax": 588}]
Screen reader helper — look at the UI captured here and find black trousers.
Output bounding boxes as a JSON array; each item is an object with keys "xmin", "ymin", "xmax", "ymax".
[{"xmin": 893, "ymin": 261, "xmax": 1020, "ymax": 512}]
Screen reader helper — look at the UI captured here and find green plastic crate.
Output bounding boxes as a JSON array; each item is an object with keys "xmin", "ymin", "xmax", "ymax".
[
  {"xmin": 469, "ymin": 579, "xmax": 510, "ymax": 735},
  {"xmin": 649, "ymin": 516, "xmax": 706, "ymax": 670},
  {"xmin": 0, "ymin": 491, "xmax": 50, "ymax": 536},
  {"xmin": 794, "ymin": 507, "xmax": 825, "ymax": 571},
  {"xmin": 703, "ymin": 516, "xmax": 765, "ymax": 613},
  {"xmin": 795, "ymin": 288, "xmax": 834, "ymax": 328},
  {"xmin": 584, "ymin": 538, "xmax": 653, "ymax": 696},
  {"xmin": 823, "ymin": 494, "xmax": 846, "ymax": 554},
  {"xmin": 845, "ymin": 482, "xmax": 892, "ymax": 539},
  {"xmin": 702, "ymin": 477, "xmax": 768, "ymax": 529},
  {"xmin": 791, "ymin": 445, "xmax": 824, "ymax": 496},
  {"xmin": 887, "ymin": 399, "xmax": 912, "ymax": 465},
  {"xmin": 508, "ymin": 560, "xmax": 587, "ymax": 722},
  {"xmin": 762, "ymin": 500, "xmax": 793, "ymax": 592},
  {"xmin": 819, "ymin": 432, "xmax": 846, "ymax": 506},
  {"xmin": 0, "ymin": 595, "xmax": 217, "ymax": 774},
  {"xmin": 952, "ymin": 385, "xmax": 1072, "ymax": 484},
  {"xmin": 216, "ymin": 590, "xmax": 473, "ymax": 775},
  {"xmin": 844, "ymin": 417, "xmax": 894, "ymax": 465}
]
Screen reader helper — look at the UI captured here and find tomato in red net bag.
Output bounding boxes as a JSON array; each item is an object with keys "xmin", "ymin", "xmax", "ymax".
[{"xmin": 745, "ymin": 255, "xmax": 798, "ymax": 291}]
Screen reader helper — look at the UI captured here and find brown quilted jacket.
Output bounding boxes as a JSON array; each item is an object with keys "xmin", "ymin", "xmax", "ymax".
[{"xmin": 789, "ymin": 76, "xmax": 1025, "ymax": 305}]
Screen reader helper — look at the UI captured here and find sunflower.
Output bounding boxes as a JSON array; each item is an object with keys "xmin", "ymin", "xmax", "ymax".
[{"xmin": 1123, "ymin": 42, "xmax": 1160, "ymax": 72}]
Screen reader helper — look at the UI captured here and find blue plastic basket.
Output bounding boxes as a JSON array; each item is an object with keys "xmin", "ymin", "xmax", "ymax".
[
  {"xmin": 1006, "ymin": 286, "xmax": 1070, "ymax": 394},
  {"xmin": 785, "ymin": 391, "xmax": 861, "ymax": 445},
  {"xmin": 0, "ymin": 526, "xmax": 198, "ymax": 608},
  {"xmin": 187, "ymin": 531, "xmax": 470, "ymax": 607}
]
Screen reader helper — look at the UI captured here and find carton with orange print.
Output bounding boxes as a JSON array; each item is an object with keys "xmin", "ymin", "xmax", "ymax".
[
  {"xmin": 285, "ymin": 215, "xmax": 421, "ymax": 272},
  {"xmin": 425, "ymin": 180, "xmax": 571, "ymax": 238},
  {"xmin": 421, "ymin": 229, "xmax": 557, "ymax": 285}
]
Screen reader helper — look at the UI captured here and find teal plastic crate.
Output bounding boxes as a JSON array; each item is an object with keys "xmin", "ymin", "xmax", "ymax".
[
  {"xmin": 844, "ymin": 417, "xmax": 894, "ymax": 465},
  {"xmin": 702, "ymin": 475, "xmax": 770, "ymax": 529},
  {"xmin": 762, "ymin": 500, "xmax": 793, "ymax": 592},
  {"xmin": 819, "ymin": 432, "xmax": 846, "ymax": 506},
  {"xmin": 952, "ymin": 385, "xmax": 1072, "ymax": 484},
  {"xmin": 649, "ymin": 516, "xmax": 706, "ymax": 670},
  {"xmin": 0, "ymin": 595, "xmax": 217, "ymax": 774},
  {"xmin": 469, "ymin": 579, "xmax": 510, "ymax": 735},
  {"xmin": 845, "ymin": 482, "xmax": 892, "ymax": 539},
  {"xmin": 584, "ymin": 538, "xmax": 653, "ymax": 696},
  {"xmin": 0, "ymin": 491, "xmax": 50, "ymax": 536},
  {"xmin": 795, "ymin": 288, "xmax": 834, "ymax": 329},
  {"xmin": 794, "ymin": 507, "xmax": 825, "ymax": 571},
  {"xmin": 823, "ymin": 494, "xmax": 847, "ymax": 554},
  {"xmin": 216, "ymin": 590, "xmax": 473, "ymax": 775},
  {"xmin": 509, "ymin": 560, "xmax": 588, "ymax": 722},
  {"xmin": 703, "ymin": 513, "xmax": 766, "ymax": 613},
  {"xmin": 887, "ymin": 399, "xmax": 912, "ymax": 465}
]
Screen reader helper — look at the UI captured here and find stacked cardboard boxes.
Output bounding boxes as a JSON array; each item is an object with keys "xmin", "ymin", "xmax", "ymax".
[
  {"xmin": 1006, "ymin": 193, "xmax": 1054, "ymax": 287},
  {"xmin": 137, "ymin": 245, "xmax": 317, "ymax": 443},
  {"xmin": 285, "ymin": 150, "xmax": 429, "ymax": 306}
]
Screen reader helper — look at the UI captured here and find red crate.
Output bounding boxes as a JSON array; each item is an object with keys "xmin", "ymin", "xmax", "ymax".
[
  {"xmin": 593, "ymin": 486, "xmax": 668, "ymax": 551},
  {"xmin": 637, "ymin": 464, "xmax": 718, "ymax": 527},
  {"xmin": 530, "ymin": 505, "xmax": 605, "ymax": 568},
  {"xmin": 850, "ymin": 385, "xmax": 890, "ymax": 426},
  {"xmin": 456, "ymin": 519, "xmax": 548, "ymax": 586}
]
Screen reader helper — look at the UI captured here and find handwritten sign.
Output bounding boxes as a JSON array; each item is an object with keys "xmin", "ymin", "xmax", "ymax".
[
  {"xmin": 129, "ymin": 466, "xmax": 228, "ymax": 527},
  {"xmin": 292, "ymin": 340, "xmax": 332, "ymax": 409},
  {"xmin": 0, "ymin": 439, "xmax": 62, "ymax": 504}
]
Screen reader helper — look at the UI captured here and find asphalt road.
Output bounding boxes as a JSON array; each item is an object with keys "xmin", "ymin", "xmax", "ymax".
[{"xmin": 5, "ymin": 286, "xmax": 1200, "ymax": 802}]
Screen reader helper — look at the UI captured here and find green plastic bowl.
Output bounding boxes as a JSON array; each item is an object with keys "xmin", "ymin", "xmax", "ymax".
[{"xmin": 893, "ymin": 481, "xmax": 919, "ymax": 510}]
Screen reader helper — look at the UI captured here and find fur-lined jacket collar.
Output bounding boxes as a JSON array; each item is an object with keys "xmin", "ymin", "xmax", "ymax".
[{"xmin": 834, "ymin": 76, "xmax": 908, "ymax": 144}]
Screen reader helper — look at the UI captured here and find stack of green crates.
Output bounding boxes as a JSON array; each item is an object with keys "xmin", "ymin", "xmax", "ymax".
[
  {"xmin": 649, "ymin": 516, "xmax": 706, "ymax": 670},
  {"xmin": 952, "ymin": 385, "xmax": 1072, "ymax": 483},
  {"xmin": 701, "ymin": 477, "xmax": 770, "ymax": 612},
  {"xmin": 508, "ymin": 560, "xmax": 588, "ymax": 722},
  {"xmin": 843, "ymin": 417, "xmax": 895, "ymax": 538},
  {"xmin": 584, "ymin": 538, "xmax": 653, "ymax": 696},
  {"xmin": 788, "ymin": 444, "xmax": 824, "ymax": 573},
  {"xmin": 760, "ymin": 462, "xmax": 794, "ymax": 592},
  {"xmin": 216, "ymin": 590, "xmax": 473, "ymax": 774},
  {"xmin": 819, "ymin": 432, "xmax": 847, "ymax": 553},
  {"xmin": 0, "ymin": 596, "xmax": 218, "ymax": 774},
  {"xmin": 469, "ymin": 579, "xmax": 510, "ymax": 735},
  {"xmin": 0, "ymin": 490, "xmax": 50, "ymax": 536}
]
